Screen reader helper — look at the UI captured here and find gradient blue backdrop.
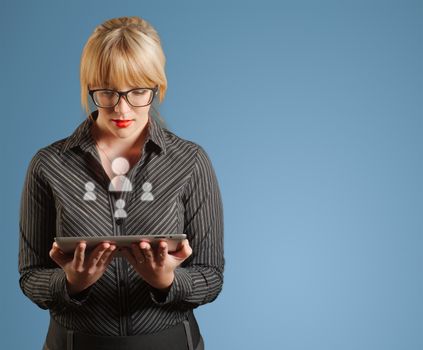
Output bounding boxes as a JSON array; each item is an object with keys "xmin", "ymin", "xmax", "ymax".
[{"xmin": 1, "ymin": 0, "xmax": 422, "ymax": 349}]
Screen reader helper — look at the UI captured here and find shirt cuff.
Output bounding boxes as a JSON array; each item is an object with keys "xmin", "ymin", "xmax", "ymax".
[
  {"xmin": 149, "ymin": 267, "xmax": 193, "ymax": 305},
  {"xmin": 50, "ymin": 269, "xmax": 91, "ymax": 308}
]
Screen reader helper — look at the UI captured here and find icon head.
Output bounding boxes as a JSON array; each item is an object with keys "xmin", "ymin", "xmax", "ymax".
[
  {"xmin": 115, "ymin": 198, "xmax": 126, "ymax": 209},
  {"xmin": 85, "ymin": 181, "xmax": 95, "ymax": 191},
  {"xmin": 111, "ymin": 157, "xmax": 130, "ymax": 175},
  {"xmin": 142, "ymin": 182, "xmax": 152, "ymax": 192}
]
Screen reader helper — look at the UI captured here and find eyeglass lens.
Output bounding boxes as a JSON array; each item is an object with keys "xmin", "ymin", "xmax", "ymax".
[{"xmin": 93, "ymin": 89, "xmax": 154, "ymax": 107}]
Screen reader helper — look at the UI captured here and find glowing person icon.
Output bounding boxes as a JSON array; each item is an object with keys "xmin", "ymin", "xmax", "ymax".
[
  {"xmin": 83, "ymin": 181, "xmax": 96, "ymax": 201},
  {"xmin": 141, "ymin": 181, "xmax": 154, "ymax": 202},
  {"xmin": 109, "ymin": 157, "xmax": 133, "ymax": 192},
  {"xmin": 114, "ymin": 199, "xmax": 127, "ymax": 218}
]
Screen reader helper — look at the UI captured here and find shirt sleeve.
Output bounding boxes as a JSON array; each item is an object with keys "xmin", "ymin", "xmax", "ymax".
[
  {"xmin": 18, "ymin": 151, "xmax": 90, "ymax": 311},
  {"xmin": 150, "ymin": 145, "xmax": 224, "ymax": 306}
]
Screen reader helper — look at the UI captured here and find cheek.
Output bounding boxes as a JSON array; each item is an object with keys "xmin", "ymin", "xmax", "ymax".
[
  {"xmin": 136, "ymin": 106, "xmax": 151, "ymax": 118},
  {"xmin": 98, "ymin": 109, "xmax": 112, "ymax": 120}
]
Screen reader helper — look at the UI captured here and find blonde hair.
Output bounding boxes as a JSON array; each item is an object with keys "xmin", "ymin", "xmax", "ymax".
[{"xmin": 80, "ymin": 16, "xmax": 167, "ymax": 118}]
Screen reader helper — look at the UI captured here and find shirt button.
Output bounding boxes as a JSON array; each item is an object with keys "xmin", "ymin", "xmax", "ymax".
[{"xmin": 115, "ymin": 218, "xmax": 124, "ymax": 225}]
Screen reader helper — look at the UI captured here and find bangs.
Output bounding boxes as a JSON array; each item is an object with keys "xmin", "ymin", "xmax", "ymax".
[{"xmin": 89, "ymin": 35, "xmax": 156, "ymax": 89}]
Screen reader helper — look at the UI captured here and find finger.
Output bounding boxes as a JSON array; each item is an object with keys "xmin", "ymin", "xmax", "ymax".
[
  {"xmin": 87, "ymin": 242, "xmax": 110, "ymax": 270},
  {"xmin": 104, "ymin": 246, "xmax": 117, "ymax": 266},
  {"xmin": 131, "ymin": 242, "xmax": 146, "ymax": 266},
  {"xmin": 121, "ymin": 247, "xmax": 138, "ymax": 267},
  {"xmin": 73, "ymin": 242, "xmax": 86, "ymax": 271},
  {"xmin": 49, "ymin": 242, "xmax": 68, "ymax": 266},
  {"xmin": 140, "ymin": 241, "xmax": 154, "ymax": 263},
  {"xmin": 155, "ymin": 240, "xmax": 168, "ymax": 267},
  {"xmin": 170, "ymin": 239, "xmax": 192, "ymax": 260},
  {"xmin": 52, "ymin": 242, "xmax": 66, "ymax": 255},
  {"xmin": 97, "ymin": 245, "xmax": 116, "ymax": 267}
]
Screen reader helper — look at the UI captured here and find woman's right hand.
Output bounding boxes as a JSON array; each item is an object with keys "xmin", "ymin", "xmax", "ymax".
[{"xmin": 49, "ymin": 241, "xmax": 116, "ymax": 296}]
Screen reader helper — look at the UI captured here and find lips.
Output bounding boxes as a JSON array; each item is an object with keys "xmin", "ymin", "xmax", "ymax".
[{"xmin": 111, "ymin": 119, "xmax": 134, "ymax": 128}]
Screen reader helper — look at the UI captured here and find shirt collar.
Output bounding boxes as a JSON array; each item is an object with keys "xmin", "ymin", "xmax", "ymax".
[{"xmin": 60, "ymin": 110, "xmax": 167, "ymax": 155}]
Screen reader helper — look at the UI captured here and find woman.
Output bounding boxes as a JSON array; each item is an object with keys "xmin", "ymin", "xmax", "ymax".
[{"xmin": 19, "ymin": 16, "xmax": 224, "ymax": 350}]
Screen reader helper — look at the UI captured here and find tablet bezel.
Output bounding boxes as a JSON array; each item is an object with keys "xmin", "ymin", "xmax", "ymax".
[{"xmin": 54, "ymin": 234, "xmax": 187, "ymax": 255}]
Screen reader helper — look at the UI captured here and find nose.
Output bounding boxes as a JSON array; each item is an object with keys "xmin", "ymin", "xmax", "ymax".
[{"xmin": 114, "ymin": 95, "xmax": 132, "ymax": 115}]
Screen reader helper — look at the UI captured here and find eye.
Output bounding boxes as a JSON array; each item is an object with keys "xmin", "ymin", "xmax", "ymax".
[
  {"xmin": 99, "ymin": 91, "xmax": 115, "ymax": 97},
  {"xmin": 132, "ymin": 89, "xmax": 148, "ymax": 95}
]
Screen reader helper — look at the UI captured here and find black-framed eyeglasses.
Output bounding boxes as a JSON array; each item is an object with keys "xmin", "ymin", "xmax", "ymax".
[{"xmin": 88, "ymin": 86, "xmax": 159, "ymax": 108}]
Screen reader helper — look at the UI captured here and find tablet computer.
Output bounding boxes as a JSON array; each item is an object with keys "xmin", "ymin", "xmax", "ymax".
[{"xmin": 54, "ymin": 234, "xmax": 187, "ymax": 255}]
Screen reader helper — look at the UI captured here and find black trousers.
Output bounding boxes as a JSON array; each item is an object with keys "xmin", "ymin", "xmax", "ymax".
[
  {"xmin": 44, "ymin": 338, "xmax": 204, "ymax": 350},
  {"xmin": 43, "ymin": 312, "xmax": 204, "ymax": 350}
]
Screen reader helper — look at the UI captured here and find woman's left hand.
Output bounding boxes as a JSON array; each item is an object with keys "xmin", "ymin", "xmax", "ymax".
[{"xmin": 121, "ymin": 239, "xmax": 192, "ymax": 291}]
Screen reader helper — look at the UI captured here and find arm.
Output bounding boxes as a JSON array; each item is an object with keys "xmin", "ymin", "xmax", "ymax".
[
  {"xmin": 18, "ymin": 152, "xmax": 89, "ymax": 311},
  {"xmin": 150, "ymin": 145, "xmax": 225, "ymax": 307}
]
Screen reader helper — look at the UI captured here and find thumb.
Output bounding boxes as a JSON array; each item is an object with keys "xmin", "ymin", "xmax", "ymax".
[
  {"xmin": 49, "ymin": 242, "xmax": 68, "ymax": 267},
  {"xmin": 170, "ymin": 239, "xmax": 192, "ymax": 260}
]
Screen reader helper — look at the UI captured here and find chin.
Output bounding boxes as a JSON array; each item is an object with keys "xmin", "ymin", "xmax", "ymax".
[
  {"xmin": 113, "ymin": 129, "xmax": 135, "ymax": 138},
  {"xmin": 111, "ymin": 123, "xmax": 145, "ymax": 139}
]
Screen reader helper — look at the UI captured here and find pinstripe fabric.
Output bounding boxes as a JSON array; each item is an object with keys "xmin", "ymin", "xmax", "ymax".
[{"xmin": 19, "ymin": 111, "xmax": 224, "ymax": 336}]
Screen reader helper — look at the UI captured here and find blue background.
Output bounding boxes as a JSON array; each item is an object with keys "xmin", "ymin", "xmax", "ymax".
[{"xmin": 1, "ymin": 0, "xmax": 422, "ymax": 349}]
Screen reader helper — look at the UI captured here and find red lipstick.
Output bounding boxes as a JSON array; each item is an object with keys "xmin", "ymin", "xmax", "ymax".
[{"xmin": 112, "ymin": 119, "xmax": 134, "ymax": 128}]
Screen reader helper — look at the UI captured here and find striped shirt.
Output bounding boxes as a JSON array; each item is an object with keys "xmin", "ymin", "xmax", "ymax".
[{"xmin": 18, "ymin": 111, "xmax": 224, "ymax": 336}]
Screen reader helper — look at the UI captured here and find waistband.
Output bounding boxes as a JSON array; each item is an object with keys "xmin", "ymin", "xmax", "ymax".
[{"xmin": 45, "ymin": 311, "xmax": 201, "ymax": 350}]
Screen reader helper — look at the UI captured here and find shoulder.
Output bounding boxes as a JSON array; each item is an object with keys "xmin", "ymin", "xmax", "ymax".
[
  {"xmin": 161, "ymin": 129, "xmax": 219, "ymax": 192},
  {"xmin": 25, "ymin": 137, "xmax": 69, "ymax": 176},
  {"xmin": 161, "ymin": 128, "xmax": 214, "ymax": 169}
]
